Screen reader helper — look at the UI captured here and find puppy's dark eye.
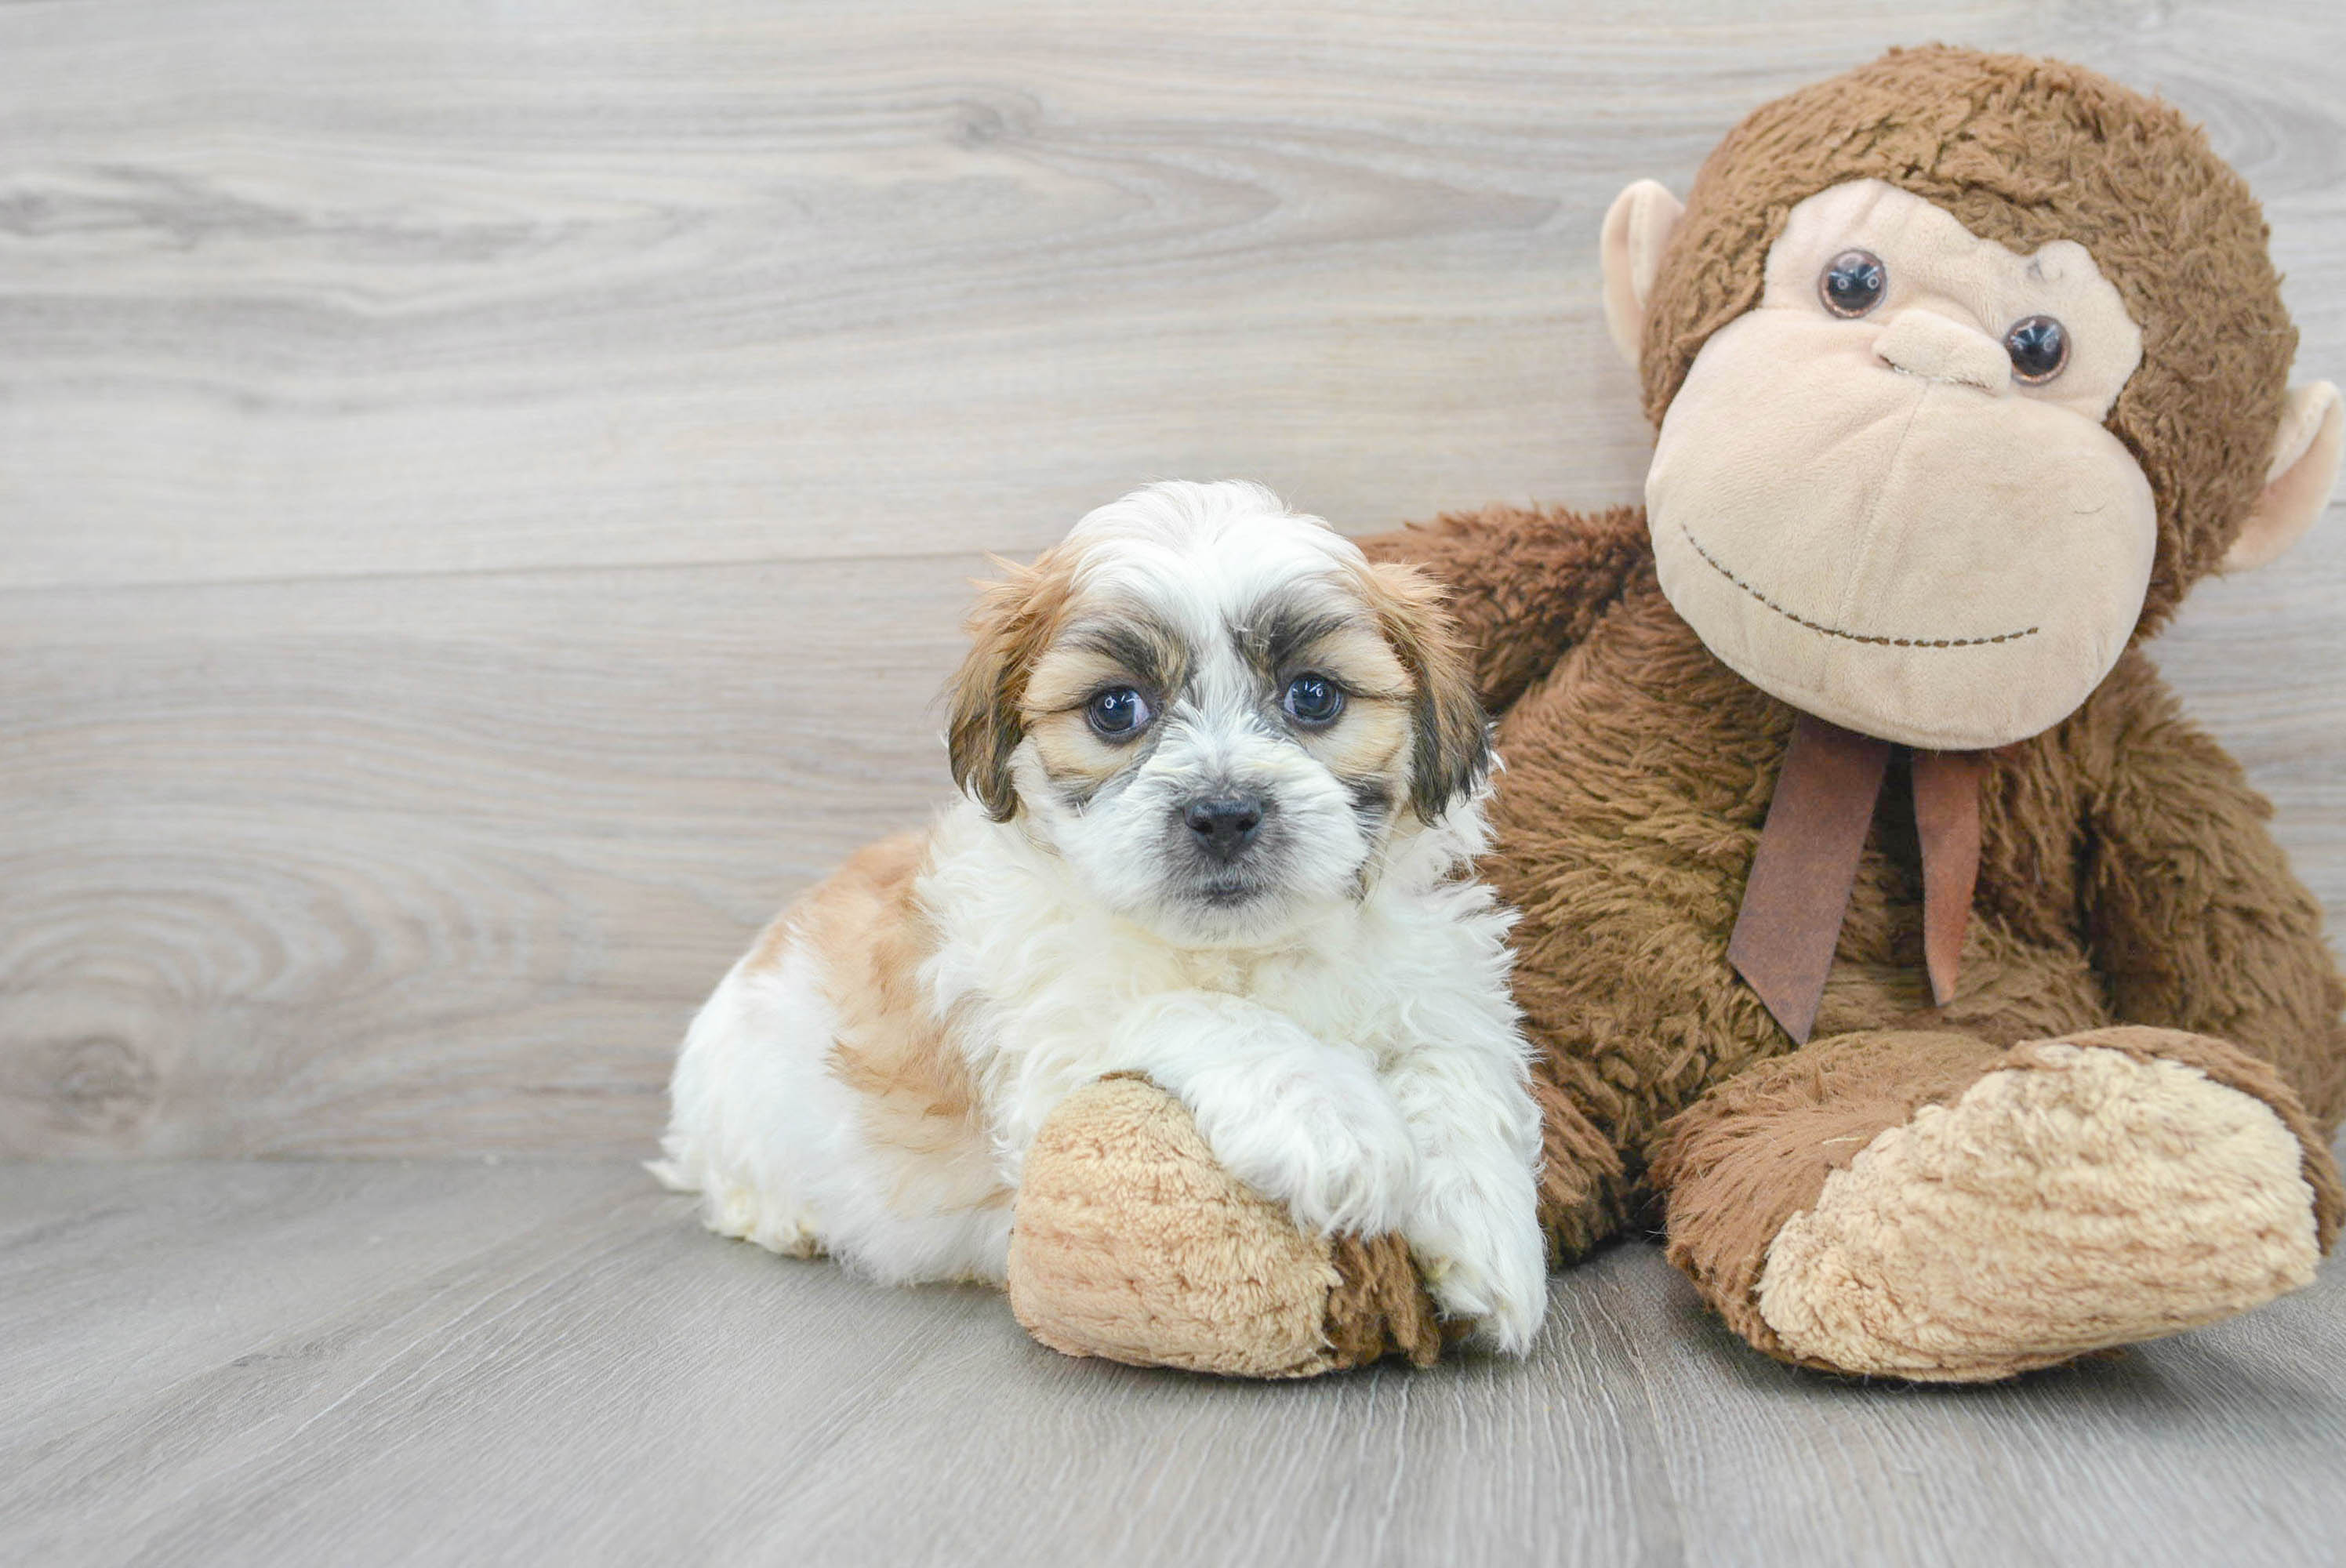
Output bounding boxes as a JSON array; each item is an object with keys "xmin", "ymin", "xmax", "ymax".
[
  {"xmin": 1818, "ymin": 249, "xmax": 1887, "ymax": 318},
  {"xmin": 1086, "ymin": 686, "xmax": 1152, "ymax": 739},
  {"xmin": 2003, "ymin": 314, "xmax": 2069, "ymax": 384},
  {"xmin": 1283, "ymin": 673, "xmax": 1345, "ymax": 727}
]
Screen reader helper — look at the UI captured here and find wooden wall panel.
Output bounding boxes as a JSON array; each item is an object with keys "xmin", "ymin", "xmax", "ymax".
[{"xmin": 2, "ymin": 0, "xmax": 2341, "ymax": 1155}]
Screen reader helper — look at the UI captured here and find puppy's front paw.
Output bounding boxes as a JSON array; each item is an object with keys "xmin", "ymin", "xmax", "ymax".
[
  {"xmin": 1405, "ymin": 1175, "xmax": 1549, "ymax": 1355},
  {"xmin": 1186, "ymin": 1065, "xmax": 1416, "ymax": 1238}
]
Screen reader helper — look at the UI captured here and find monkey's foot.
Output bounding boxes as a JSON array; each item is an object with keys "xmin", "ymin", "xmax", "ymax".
[
  {"xmin": 1006, "ymin": 1076, "xmax": 1445, "ymax": 1378},
  {"xmin": 1755, "ymin": 1037, "xmax": 2334, "ymax": 1381}
]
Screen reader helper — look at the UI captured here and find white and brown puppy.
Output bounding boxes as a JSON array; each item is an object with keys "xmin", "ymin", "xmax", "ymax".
[{"xmin": 652, "ymin": 481, "xmax": 1547, "ymax": 1351}]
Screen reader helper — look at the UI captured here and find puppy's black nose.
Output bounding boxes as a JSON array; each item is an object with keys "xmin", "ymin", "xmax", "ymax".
[{"xmin": 1183, "ymin": 797, "xmax": 1264, "ymax": 861}]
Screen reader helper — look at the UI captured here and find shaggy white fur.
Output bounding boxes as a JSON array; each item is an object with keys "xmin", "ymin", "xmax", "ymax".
[{"xmin": 652, "ymin": 481, "xmax": 1548, "ymax": 1352}]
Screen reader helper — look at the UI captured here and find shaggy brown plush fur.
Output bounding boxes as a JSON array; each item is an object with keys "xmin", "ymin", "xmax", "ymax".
[
  {"xmin": 1348, "ymin": 48, "xmax": 2344, "ymax": 1375},
  {"xmin": 1347, "ymin": 520, "xmax": 2345, "ymax": 1366}
]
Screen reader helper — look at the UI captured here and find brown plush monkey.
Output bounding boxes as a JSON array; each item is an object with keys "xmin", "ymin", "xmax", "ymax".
[{"xmin": 1006, "ymin": 47, "xmax": 2346, "ymax": 1381}]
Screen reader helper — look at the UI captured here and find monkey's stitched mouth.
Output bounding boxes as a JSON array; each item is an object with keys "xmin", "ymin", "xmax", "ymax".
[{"xmin": 1679, "ymin": 523, "xmax": 2040, "ymax": 649}]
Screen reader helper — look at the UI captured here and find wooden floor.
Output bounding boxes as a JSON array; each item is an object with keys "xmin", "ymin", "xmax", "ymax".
[
  {"xmin": 6, "ymin": 4, "xmax": 2346, "ymax": 1564},
  {"xmin": 5, "ymin": 1158, "xmax": 2345, "ymax": 1568}
]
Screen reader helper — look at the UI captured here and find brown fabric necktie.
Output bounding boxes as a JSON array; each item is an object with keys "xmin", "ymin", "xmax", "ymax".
[{"xmin": 1727, "ymin": 713, "xmax": 1985, "ymax": 1044}]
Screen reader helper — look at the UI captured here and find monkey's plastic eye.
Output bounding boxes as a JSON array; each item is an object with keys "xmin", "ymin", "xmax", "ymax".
[
  {"xmin": 1283, "ymin": 673, "xmax": 1345, "ymax": 727},
  {"xmin": 2003, "ymin": 314, "xmax": 2069, "ymax": 384},
  {"xmin": 1087, "ymin": 686, "xmax": 1152, "ymax": 739},
  {"xmin": 1818, "ymin": 250, "xmax": 1887, "ymax": 318}
]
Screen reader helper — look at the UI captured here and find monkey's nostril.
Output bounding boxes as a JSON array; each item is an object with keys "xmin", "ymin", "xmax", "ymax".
[{"xmin": 1183, "ymin": 797, "xmax": 1265, "ymax": 861}]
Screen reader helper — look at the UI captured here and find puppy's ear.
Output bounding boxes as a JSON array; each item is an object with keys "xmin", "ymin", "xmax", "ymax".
[
  {"xmin": 1361, "ymin": 561, "xmax": 1492, "ymax": 822},
  {"xmin": 946, "ymin": 550, "xmax": 1077, "ymax": 820}
]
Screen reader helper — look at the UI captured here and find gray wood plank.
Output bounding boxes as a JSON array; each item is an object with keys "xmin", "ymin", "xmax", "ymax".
[
  {"xmin": 2, "ymin": 0, "xmax": 2344, "ymax": 1159},
  {"xmin": 0, "ymin": 557, "xmax": 971, "ymax": 1157},
  {"xmin": 0, "ymin": 1161, "xmax": 647, "ymax": 1443},
  {"xmin": 2, "ymin": 0, "xmax": 2340, "ymax": 590},
  {"xmin": 1598, "ymin": 1233, "xmax": 2346, "ymax": 1566},
  {"xmin": 2, "ymin": 1161, "xmax": 2342, "ymax": 1568}
]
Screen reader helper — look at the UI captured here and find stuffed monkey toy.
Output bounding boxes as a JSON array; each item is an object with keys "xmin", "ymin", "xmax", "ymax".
[{"xmin": 1005, "ymin": 46, "xmax": 2346, "ymax": 1381}]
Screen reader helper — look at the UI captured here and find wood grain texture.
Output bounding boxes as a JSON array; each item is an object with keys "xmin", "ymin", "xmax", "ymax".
[
  {"xmin": 2, "ymin": 0, "xmax": 2342, "ymax": 1154},
  {"xmin": 0, "ymin": 558, "xmax": 974, "ymax": 1155},
  {"xmin": 3, "ymin": 1160, "xmax": 2345, "ymax": 1567}
]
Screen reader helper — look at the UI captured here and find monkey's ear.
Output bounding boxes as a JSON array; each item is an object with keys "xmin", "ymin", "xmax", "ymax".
[
  {"xmin": 1600, "ymin": 180, "xmax": 1684, "ymax": 372},
  {"xmin": 2224, "ymin": 381, "xmax": 2343, "ymax": 572}
]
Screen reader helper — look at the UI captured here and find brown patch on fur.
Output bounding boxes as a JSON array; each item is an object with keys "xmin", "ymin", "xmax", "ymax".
[
  {"xmin": 1258, "ymin": 608, "xmax": 1416, "ymax": 812},
  {"xmin": 771, "ymin": 830, "xmax": 997, "ymax": 1206},
  {"xmin": 1020, "ymin": 605, "xmax": 1190, "ymax": 804},
  {"xmin": 1353, "ymin": 560, "xmax": 1491, "ymax": 821},
  {"xmin": 1307, "ymin": 691, "xmax": 1413, "ymax": 815},
  {"xmin": 1022, "ymin": 612, "xmax": 1189, "ymax": 717},
  {"xmin": 946, "ymin": 544, "xmax": 1088, "ymax": 820},
  {"xmin": 1639, "ymin": 45, "xmax": 2291, "ymax": 633},
  {"xmin": 1022, "ymin": 706, "xmax": 1128, "ymax": 804}
]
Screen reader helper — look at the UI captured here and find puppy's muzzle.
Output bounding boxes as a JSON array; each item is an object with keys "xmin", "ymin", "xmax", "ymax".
[{"xmin": 1182, "ymin": 794, "xmax": 1267, "ymax": 863}]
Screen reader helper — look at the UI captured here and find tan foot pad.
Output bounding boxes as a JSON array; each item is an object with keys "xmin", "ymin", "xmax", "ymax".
[
  {"xmin": 1756, "ymin": 1044, "xmax": 2322, "ymax": 1381},
  {"xmin": 1007, "ymin": 1076, "xmax": 1442, "ymax": 1379}
]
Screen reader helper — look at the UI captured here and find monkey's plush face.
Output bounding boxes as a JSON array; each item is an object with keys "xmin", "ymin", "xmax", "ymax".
[{"xmin": 1646, "ymin": 180, "xmax": 2158, "ymax": 750}]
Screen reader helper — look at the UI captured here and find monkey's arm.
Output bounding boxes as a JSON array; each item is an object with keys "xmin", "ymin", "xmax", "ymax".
[
  {"xmin": 1356, "ymin": 503, "xmax": 1651, "ymax": 715},
  {"xmin": 2080, "ymin": 667, "xmax": 2346, "ymax": 1133}
]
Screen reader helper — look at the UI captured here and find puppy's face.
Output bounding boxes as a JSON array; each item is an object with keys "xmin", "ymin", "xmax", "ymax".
[{"xmin": 948, "ymin": 482, "xmax": 1489, "ymax": 945}]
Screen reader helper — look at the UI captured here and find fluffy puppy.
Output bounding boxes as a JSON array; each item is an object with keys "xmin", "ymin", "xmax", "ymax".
[{"xmin": 653, "ymin": 481, "xmax": 1548, "ymax": 1351}]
